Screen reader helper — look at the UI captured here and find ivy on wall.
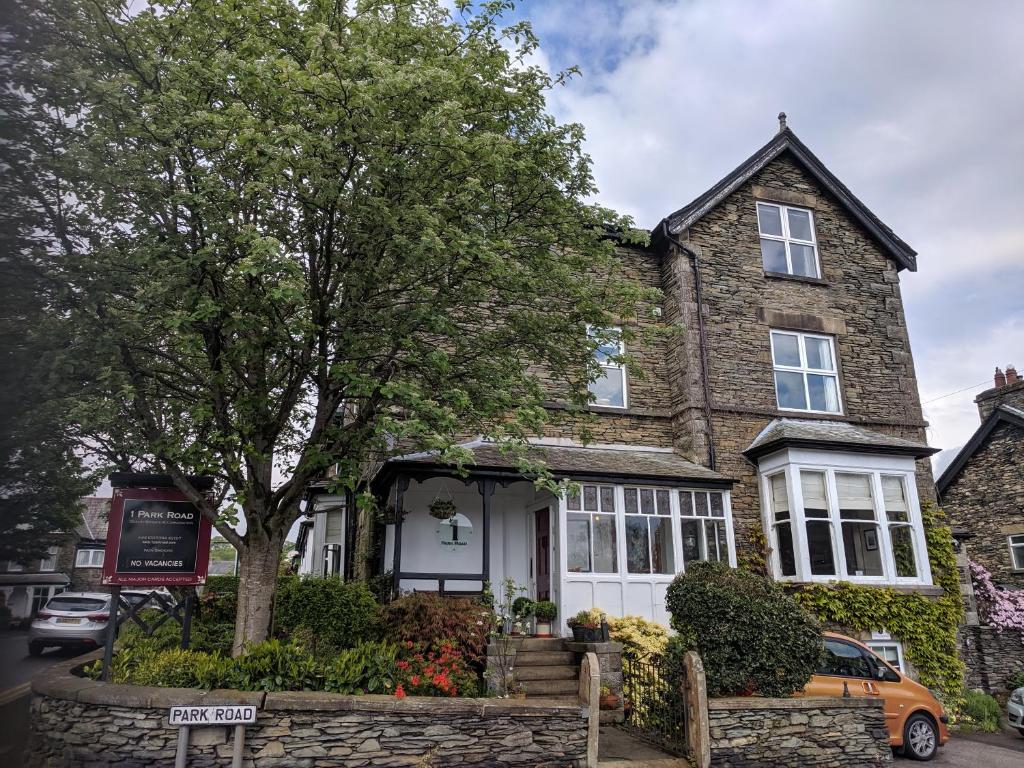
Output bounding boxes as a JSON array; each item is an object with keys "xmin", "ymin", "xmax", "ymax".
[{"xmin": 792, "ymin": 504, "xmax": 965, "ymax": 703}]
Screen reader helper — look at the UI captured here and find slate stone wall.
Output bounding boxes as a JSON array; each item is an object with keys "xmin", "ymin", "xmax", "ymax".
[
  {"xmin": 941, "ymin": 421, "xmax": 1024, "ymax": 588},
  {"xmin": 960, "ymin": 624, "xmax": 1024, "ymax": 693},
  {"xmin": 707, "ymin": 696, "xmax": 892, "ymax": 767},
  {"xmin": 28, "ymin": 657, "xmax": 589, "ymax": 768}
]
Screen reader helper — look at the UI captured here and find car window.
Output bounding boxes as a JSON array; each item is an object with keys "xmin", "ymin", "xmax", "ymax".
[
  {"xmin": 819, "ymin": 639, "xmax": 874, "ymax": 679},
  {"xmin": 46, "ymin": 596, "xmax": 108, "ymax": 612}
]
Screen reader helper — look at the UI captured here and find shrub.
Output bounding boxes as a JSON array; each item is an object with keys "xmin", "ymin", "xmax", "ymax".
[
  {"xmin": 325, "ymin": 641, "xmax": 399, "ymax": 695},
  {"xmin": 118, "ymin": 609, "xmax": 233, "ymax": 655},
  {"xmin": 607, "ymin": 615, "xmax": 669, "ymax": 660},
  {"xmin": 666, "ymin": 561, "xmax": 824, "ymax": 697},
  {"xmin": 274, "ymin": 577, "xmax": 380, "ymax": 653},
  {"xmin": 224, "ymin": 639, "xmax": 323, "ymax": 692},
  {"xmin": 512, "ymin": 597, "xmax": 534, "ymax": 618},
  {"xmin": 1006, "ymin": 669, "xmax": 1024, "ymax": 691},
  {"xmin": 380, "ymin": 593, "xmax": 491, "ymax": 669},
  {"xmin": 959, "ymin": 690, "xmax": 1002, "ymax": 732},
  {"xmin": 200, "ymin": 576, "xmax": 239, "ymax": 624},
  {"xmin": 395, "ymin": 640, "xmax": 480, "ymax": 697},
  {"xmin": 567, "ymin": 608, "xmax": 602, "ymax": 629},
  {"xmin": 533, "ymin": 600, "xmax": 557, "ymax": 621},
  {"xmin": 118, "ymin": 648, "xmax": 233, "ymax": 689}
]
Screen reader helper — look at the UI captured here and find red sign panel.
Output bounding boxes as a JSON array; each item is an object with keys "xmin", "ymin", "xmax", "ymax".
[{"xmin": 102, "ymin": 487, "xmax": 213, "ymax": 586}]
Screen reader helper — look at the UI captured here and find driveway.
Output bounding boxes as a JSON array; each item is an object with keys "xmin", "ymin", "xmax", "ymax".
[{"xmin": 900, "ymin": 728, "xmax": 1024, "ymax": 767}]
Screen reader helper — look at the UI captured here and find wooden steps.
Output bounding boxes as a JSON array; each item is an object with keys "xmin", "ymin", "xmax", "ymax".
[{"xmin": 508, "ymin": 638, "xmax": 580, "ymax": 700}]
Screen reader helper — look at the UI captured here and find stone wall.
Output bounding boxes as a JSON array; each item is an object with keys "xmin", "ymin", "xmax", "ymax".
[
  {"xmin": 29, "ymin": 656, "xmax": 590, "ymax": 768},
  {"xmin": 941, "ymin": 421, "xmax": 1024, "ymax": 588},
  {"xmin": 707, "ymin": 696, "xmax": 892, "ymax": 767},
  {"xmin": 960, "ymin": 624, "xmax": 1024, "ymax": 693}
]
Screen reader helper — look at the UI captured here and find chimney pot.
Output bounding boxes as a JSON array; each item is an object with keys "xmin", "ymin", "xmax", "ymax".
[
  {"xmin": 1006, "ymin": 365, "xmax": 1019, "ymax": 385},
  {"xmin": 994, "ymin": 367, "xmax": 1006, "ymax": 388}
]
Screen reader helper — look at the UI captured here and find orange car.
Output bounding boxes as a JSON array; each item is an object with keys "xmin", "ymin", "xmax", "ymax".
[{"xmin": 801, "ymin": 632, "xmax": 949, "ymax": 761}]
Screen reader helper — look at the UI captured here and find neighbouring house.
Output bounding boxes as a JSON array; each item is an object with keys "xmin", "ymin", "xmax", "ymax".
[
  {"xmin": 302, "ymin": 119, "xmax": 940, "ymax": 657},
  {"xmin": 936, "ymin": 365, "xmax": 1024, "ymax": 693},
  {"xmin": 1, "ymin": 497, "xmax": 111, "ymax": 624}
]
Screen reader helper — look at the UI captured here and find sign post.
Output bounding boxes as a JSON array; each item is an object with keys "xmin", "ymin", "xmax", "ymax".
[
  {"xmin": 169, "ymin": 706, "xmax": 257, "ymax": 768},
  {"xmin": 100, "ymin": 474, "xmax": 215, "ymax": 681}
]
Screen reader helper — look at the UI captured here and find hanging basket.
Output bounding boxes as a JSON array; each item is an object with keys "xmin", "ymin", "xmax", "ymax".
[{"xmin": 429, "ymin": 499, "xmax": 458, "ymax": 520}]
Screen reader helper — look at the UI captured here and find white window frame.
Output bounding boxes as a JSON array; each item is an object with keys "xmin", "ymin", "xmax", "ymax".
[
  {"xmin": 758, "ymin": 448, "xmax": 932, "ymax": 587},
  {"xmin": 770, "ymin": 330, "xmax": 842, "ymax": 414},
  {"xmin": 39, "ymin": 546, "xmax": 59, "ymax": 572},
  {"xmin": 1010, "ymin": 534, "xmax": 1024, "ymax": 571},
  {"xmin": 622, "ymin": 487, "xmax": 675, "ymax": 575},
  {"xmin": 587, "ymin": 326, "xmax": 628, "ymax": 409},
  {"xmin": 5, "ymin": 561, "xmax": 23, "ymax": 572},
  {"xmin": 756, "ymin": 201, "xmax": 821, "ymax": 278},
  {"xmin": 566, "ymin": 483, "xmax": 620, "ymax": 575},
  {"xmin": 867, "ymin": 639, "xmax": 905, "ymax": 673},
  {"xmin": 75, "ymin": 548, "xmax": 104, "ymax": 569}
]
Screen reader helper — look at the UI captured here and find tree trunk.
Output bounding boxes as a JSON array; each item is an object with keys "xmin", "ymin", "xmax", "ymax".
[
  {"xmin": 232, "ymin": 529, "xmax": 283, "ymax": 656},
  {"xmin": 352, "ymin": 503, "xmax": 376, "ymax": 582}
]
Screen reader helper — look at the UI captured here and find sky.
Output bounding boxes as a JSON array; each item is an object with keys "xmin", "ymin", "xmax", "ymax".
[{"xmin": 491, "ymin": 0, "xmax": 1024, "ymax": 473}]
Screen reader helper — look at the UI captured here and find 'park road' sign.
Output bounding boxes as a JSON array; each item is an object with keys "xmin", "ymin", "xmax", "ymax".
[{"xmin": 169, "ymin": 705, "xmax": 257, "ymax": 726}]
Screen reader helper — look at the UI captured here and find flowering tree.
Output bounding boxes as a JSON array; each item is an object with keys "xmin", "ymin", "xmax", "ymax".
[{"xmin": 969, "ymin": 560, "xmax": 1024, "ymax": 633}]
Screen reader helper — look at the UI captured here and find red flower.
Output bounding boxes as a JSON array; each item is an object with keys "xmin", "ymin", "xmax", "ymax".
[
  {"xmin": 397, "ymin": 660, "xmax": 410, "ymax": 670},
  {"xmin": 405, "ymin": 640, "xmax": 414, "ymax": 649},
  {"xmin": 395, "ymin": 684, "xmax": 406, "ymax": 699},
  {"xmin": 411, "ymin": 674, "xmax": 420, "ymax": 685}
]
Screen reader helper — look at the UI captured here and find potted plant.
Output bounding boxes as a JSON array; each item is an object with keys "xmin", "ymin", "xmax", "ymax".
[
  {"xmin": 599, "ymin": 685, "xmax": 620, "ymax": 710},
  {"xmin": 428, "ymin": 498, "xmax": 457, "ymax": 520},
  {"xmin": 567, "ymin": 608, "xmax": 604, "ymax": 642},
  {"xmin": 533, "ymin": 600, "xmax": 556, "ymax": 637},
  {"xmin": 512, "ymin": 597, "xmax": 534, "ymax": 635}
]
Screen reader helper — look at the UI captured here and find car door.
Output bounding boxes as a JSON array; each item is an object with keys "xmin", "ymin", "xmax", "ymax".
[
  {"xmin": 805, "ymin": 638, "xmax": 880, "ymax": 701},
  {"xmin": 863, "ymin": 649, "xmax": 914, "ymax": 741}
]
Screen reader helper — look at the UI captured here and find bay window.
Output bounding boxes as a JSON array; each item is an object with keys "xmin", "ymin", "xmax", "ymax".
[
  {"xmin": 624, "ymin": 487, "xmax": 674, "ymax": 574},
  {"xmin": 760, "ymin": 452, "xmax": 931, "ymax": 586},
  {"xmin": 680, "ymin": 490, "xmax": 730, "ymax": 565},
  {"xmin": 567, "ymin": 484, "xmax": 618, "ymax": 573}
]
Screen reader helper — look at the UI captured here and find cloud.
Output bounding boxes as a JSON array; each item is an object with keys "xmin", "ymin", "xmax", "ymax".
[{"xmin": 515, "ymin": 0, "xmax": 1024, "ymax": 452}]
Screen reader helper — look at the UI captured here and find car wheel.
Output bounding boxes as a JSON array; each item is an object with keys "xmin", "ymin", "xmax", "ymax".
[
  {"xmin": 903, "ymin": 713, "xmax": 938, "ymax": 761},
  {"xmin": 1017, "ymin": 727, "xmax": 1024, "ymax": 737},
  {"xmin": 28, "ymin": 642, "xmax": 44, "ymax": 657}
]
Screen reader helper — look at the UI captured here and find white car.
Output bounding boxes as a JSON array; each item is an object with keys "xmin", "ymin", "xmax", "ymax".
[
  {"xmin": 1009, "ymin": 687, "xmax": 1024, "ymax": 737},
  {"xmin": 29, "ymin": 592, "xmax": 112, "ymax": 655}
]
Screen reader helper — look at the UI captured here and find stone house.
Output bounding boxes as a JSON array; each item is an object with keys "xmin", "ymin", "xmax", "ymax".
[
  {"xmin": 0, "ymin": 497, "xmax": 110, "ymax": 624},
  {"xmin": 300, "ymin": 120, "xmax": 940, "ymax": 667}
]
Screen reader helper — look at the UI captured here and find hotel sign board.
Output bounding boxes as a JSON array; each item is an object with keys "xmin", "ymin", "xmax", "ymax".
[{"xmin": 102, "ymin": 487, "xmax": 213, "ymax": 587}]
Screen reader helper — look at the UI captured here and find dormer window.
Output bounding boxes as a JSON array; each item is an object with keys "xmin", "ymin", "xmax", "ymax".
[
  {"xmin": 588, "ymin": 327, "xmax": 627, "ymax": 408},
  {"xmin": 757, "ymin": 202, "xmax": 820, "ymax": 278}
]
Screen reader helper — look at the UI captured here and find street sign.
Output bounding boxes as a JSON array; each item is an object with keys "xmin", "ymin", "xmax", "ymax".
[
  {"xmin": 169, "ymin": 706, "xmax": 257, "ymax": 726},
  {"xmin": 102, "ymin": 486, "xmax": 213, "ymax": 587}
]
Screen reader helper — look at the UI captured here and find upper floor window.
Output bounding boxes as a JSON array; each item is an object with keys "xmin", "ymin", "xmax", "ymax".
[
  {"xmin": 588, "ymin": 327, "xmax": 627, "ymax": 408},
  {"xmin": 4, "ymin": 560, "xmax": 24, "ymax": 572},
  {"xmin": 75, "ymin": 548, "xmax": 104, "ymax": 568},
  {"xmin": 39, "ymin": 547, "xmax": 59, "ymax": 572},
  {"xmin": 757, "ymin": 202, "xmax": 820, "ymax": 278},
  {"xmin": 771, "ymin": 330, "xmax": 841, "ymax": 413},
  {"xmin": 1010, "ymin": 534, "xmax": 1024, "ymax": 571}
]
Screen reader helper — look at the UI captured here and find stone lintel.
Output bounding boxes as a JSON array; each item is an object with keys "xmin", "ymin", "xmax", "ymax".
[
  {"xmin": 756, "ymin": 307, "xmax": 847, "ymax": 336},
  {"xmin": 751, "ymin": 184, "xmax": 820, "ymax": 209}
]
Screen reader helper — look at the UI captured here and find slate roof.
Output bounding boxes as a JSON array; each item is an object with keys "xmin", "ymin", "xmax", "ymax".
[
  {"xmin": 936, "ymin": 404, "xmax": 1024, "ymax": 496},
  {"xmin": 744, "ymin": 419, "xmax": 937, "ymax": 460},
  {"xmin": 379, "ymin": 441, "xmax": 732, "ymax": 487},
  {"xmin": 654, "ymin": 127, "xmax": 918, "ymax": 271},
  {"xmin": 76, "ymin": 497, "xmax": 110, "ymax": 542}
]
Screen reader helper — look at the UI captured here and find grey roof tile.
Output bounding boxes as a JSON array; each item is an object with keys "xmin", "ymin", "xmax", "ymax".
[
  {"xmin": 76, "ymin": 497, "xmax": 110, "ymax": 541},
  {"xmin": 744, "ymin": 419, "xmax": 936, "ymax": 460}
]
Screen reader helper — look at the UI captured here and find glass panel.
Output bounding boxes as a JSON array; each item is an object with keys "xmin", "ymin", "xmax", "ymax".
[
  {"xmin": 46, "ymin": 596, "xmax": 107, "ymax": 612},
  {"xmin": 870, "ymin": 644, "xmax": 901, "ymax": 671},
  {"xmin": 770, "ymin": 474, "xmax": 789, "ymax": 516},
  {"xmin": 804, "ymin": 337, "xmax": 833, "ymax": 370},
  {"xmin": 789, "ymin": 244, "xmax": 817, "ymax": 277},
  {"xmin": 807, "ymin": 374, "xmax": 840, "ymax": 412},
  {"xmin": 625, "ymin": 516, "xmax": 650, "ymax": 574},
  {"xmin": 775, "ymin": 522, "xmax": 797, "ymax": 576},
  {"xmin": 566, "ymin": 489, "xmax": 581, "ymax": 511},
  {"xmin": 640, "ymin": 489, "xmax": 655, "ymax": 515},
  {"xmin": 843, "ymin": 523, "xmax": 884, "ymax": 576},
  {"xmin": 593, "ymin": 513, "xmax": 618, "ymax": 573},
  {"xmin": 651, "ymin": 517, "xmax": 675, "ymax": 574},
  {"xmin": 837, "ymin": 473, "xmax": 875, "ymax": 517},
  {"xmin": 681, "ymin": 519, "xmax": 702, "ymax": 563},
  {"xmin": 801, "ymin": 471, "xmax": 828, "ymax": 508},
  {"xmin": 590, "ymin": 369, "xmax": 625, "ymax": 407},
  {"xmin": 656, "ymin": 489, "xmax": 670, "ymax": 515},
  {"xmin": 583, "ymin": 485, "xmax": 598, "ymax": 511},
  {"xmin": 694, "ymin": 492, "xmax": 710, "ymax": 517},
  {"xmin": 1012, "ymin": 543, "xmax": 1024, "ymax": 570},
  {"xmin": 771, "ymin": 332, "xmax": 802, "ymax": 366},
  {"xmin": 679, "ymin": 491, "xmax": 695, "ymax": 516},
  {"xmin": 757, "ymin": 203, "xmax": 783, "ymax": 236},
  {"xmin": 567, "ymin": 513, "xmax": 591, "ymax": 573},
  {"xmin": 600, "ymin": 486, "xmax": 615, "ymax": 512},
  {"xmin": 820, "ymin": 640, "xmax": 873, "ymax": 678},
  {"xmin": 624, "ymin": 488, "xmax": 638, "ymax": 514},
  {"xmin": 806, "ymin": 520, "xmax": 836, "ymax": 576},
  {"xmin": 775, "ymin": 370, "xmax": 808, "ymax": 410},
  {"xmin": 705, "ymin": 520, "xmax": 729, "ymax": 563},
  {"xmin": 709, "ymin": 493, "xmax": 724, "ymax": 518},
  {"xmin": 787, "ymin": 208, "xmax": 813, "ymax": 241},
  {"xmin": 760, "ymin": 238, "xmax": 788, "ymax": 273},
  {"xmin": 590, "ymin": 328, "xmax": 622, "ymax": 363},
  {"xmin": 890, "ymin": 525, "xmax": 918, "ymax": 578},
  {"xmin": 882, "ymin": 476, "xmax": 908, "ymax": 521}
]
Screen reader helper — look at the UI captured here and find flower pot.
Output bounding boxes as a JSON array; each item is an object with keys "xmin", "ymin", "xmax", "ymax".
[
  {"xmin": 599, "ymin": 693, "xmax": 620, "ymax": 710},
  {"xmin": 534, "ymin": 619, "xmax": 552, "ymax": 637},
  {"xmin": 571, "ymin": 625, "xmax": 603, "ymax": 643}
]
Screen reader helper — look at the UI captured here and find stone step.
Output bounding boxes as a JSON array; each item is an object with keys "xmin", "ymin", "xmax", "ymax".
[
  {"xmin": 517, "ymin": 678, "xmax": 579, "ymax": 696},
  {"xmin": 515, "ymin": 637, "xmax": 567, "ymax": 652},
  {"xmin": 514, "ymin": 665, "xmax": 578, "ymax": 681},
  {"xmin": 513, "ymin": 650, "xmax": 576, "ymax": 666}
]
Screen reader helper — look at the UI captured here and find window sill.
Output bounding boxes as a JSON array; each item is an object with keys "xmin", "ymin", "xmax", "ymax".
[
  {"xmin": 774, "ymin": 409, "xmax": 848, "ymax": 421},
  {"xmin": 764, "ymin": 270, "xmax": 829, "ymax": 286}
]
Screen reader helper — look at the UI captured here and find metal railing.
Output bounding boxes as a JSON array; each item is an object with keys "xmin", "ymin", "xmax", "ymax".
[{"xmin": 621, "ymin": 652, "xmax": 688, "ymax": 756}]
